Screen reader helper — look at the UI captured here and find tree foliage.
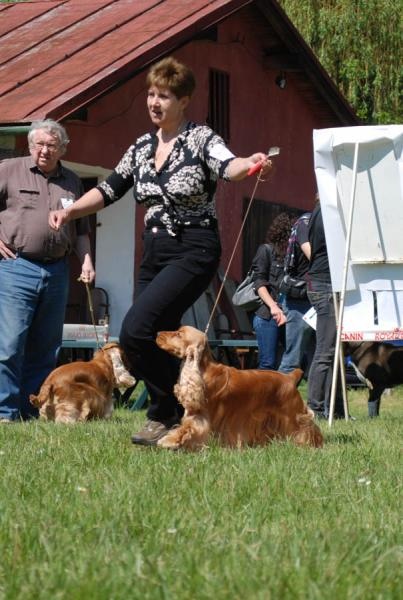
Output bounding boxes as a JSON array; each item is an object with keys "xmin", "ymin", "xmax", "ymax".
[{"xmin": 278, "ymin": 0, "xmax": 402, "ymax": 123}]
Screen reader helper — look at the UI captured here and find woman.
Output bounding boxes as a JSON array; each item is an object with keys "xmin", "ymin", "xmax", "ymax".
[
  {"xmin": 49, "ymin": 56, "xmax": 272, "ymax": 446},
  {"xmin": 251, "ymin": 213, "xmax": 291, "ymax": 369}
]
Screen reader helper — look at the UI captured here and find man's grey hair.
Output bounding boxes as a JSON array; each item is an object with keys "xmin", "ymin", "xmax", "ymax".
[{"xmin": 28, "ymin": 119, "xmax": 70, "ymax": 151}]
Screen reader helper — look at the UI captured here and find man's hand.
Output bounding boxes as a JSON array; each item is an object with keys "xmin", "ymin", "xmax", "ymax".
[
  {"xmin": 0, "ymin": 239, "xmax": 16, "ymax": 259},
  {"xmin": 79, "ymin": 254, "xmax": 96, "ymax": 284}
]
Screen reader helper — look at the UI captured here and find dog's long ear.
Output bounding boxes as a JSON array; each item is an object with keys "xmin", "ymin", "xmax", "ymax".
[
  {"xmin": 185, "ymin": 344, "xmax": 203, "ymax": 368},
  {"xmin": 108, "ymin": 348, "xmax": 136, "ymax": 388},
  {"xmin": 288, "ymin": 368, "xmax": 304, "ymax": 386},
  {"xmin": 78, "ymin": 402, "xmax": 92, "ymax": 422}
]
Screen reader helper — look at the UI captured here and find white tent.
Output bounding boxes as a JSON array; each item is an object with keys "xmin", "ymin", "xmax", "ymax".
[{"xmin": 313, "ymin": 124, "xmax": 403, "ymax": 422}]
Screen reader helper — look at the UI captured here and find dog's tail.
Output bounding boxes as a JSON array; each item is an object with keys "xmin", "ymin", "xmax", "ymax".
[
  {"xmin": 287, "ymin": 368, "xmax": 304, "ymax": 386},
  {"xmin": 29, "ymin": 383, "xmax": 54, "ymax": 408}
]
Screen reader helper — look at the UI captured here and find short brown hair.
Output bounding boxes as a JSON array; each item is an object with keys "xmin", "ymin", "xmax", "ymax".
[{"xmin": 146, "ymin": 56, "xmax": 195, "ymax": 99}]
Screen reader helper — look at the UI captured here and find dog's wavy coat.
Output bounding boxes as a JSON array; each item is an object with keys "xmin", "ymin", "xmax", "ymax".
[
  {"xmin": 156, "ymin": 326, "xmax": 323, "ymax": 450},
  {"xmin": 30, "ymin": 343, "xmax": 135, "ymax": 423}
]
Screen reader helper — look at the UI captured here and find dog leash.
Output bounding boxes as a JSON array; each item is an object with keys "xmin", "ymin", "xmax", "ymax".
[
  {"xmin": 78, "ymin": 276, "xmax": 102, "ymax": 350},
  {"xmin": 205, "ymin": 169, "xmax": 266, "ymax": 335},
  {"xmin": 205, "ymin": 147, "xmax": 280, "ymax": 335}
]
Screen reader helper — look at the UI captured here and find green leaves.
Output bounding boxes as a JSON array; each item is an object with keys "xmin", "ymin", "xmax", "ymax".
[{"xmin": 279, "ymin": 0, "xmax": 402, "ymax": 123}]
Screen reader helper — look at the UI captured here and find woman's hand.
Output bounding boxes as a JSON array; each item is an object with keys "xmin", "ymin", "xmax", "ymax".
[
  {"xmin": 257, "ymin": 286, "xmax": 287, "ymax": 326},
  {"xmin": 50, "ymin": 189, "xmax": 105, "ymax": 230},
  {"xmin": 49, "ymin": 208, "xmax": 71, "ymax": 231},
  {"xmin": 270, "ymin": 303, "xmax": 287, "ymax": 326},
  {"xmin": 247, "ymin": 153, "xmax": 273, "ymax": 178},
  {"xmin": 226, "ymin": 153, "xmax": 273, "ymax": 181}
]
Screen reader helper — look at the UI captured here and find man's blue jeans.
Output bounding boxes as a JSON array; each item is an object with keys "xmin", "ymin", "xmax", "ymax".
[
  {"xmin": 278, "ymin": 297, "xmax": 314, "ymax": 375},
  {"xmin": 253, "ymin": 314, "xmax": 279, "ymax": 370},
  {"xmin": 0, "ymin": 256, "xmax": 69, "ymax": 421},
  {"xmin": 307, "ymin": 281, "xmax": 344, "ymax": 418}
]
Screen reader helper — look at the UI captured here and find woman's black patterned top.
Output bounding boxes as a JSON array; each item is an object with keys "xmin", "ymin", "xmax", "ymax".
[{"xmin": 97, "ymin": 121, "xmax": 235, "ymax": 236}]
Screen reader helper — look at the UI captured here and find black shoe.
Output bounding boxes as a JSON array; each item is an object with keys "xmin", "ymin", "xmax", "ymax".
[{"xmin": 131, "ymin": 419, "xmax": 178, "ymax": 447}]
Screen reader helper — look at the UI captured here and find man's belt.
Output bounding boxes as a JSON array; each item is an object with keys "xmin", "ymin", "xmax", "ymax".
[{"xmin": 18, "ymin": 253, "xmax": 66, "ymax": 264}]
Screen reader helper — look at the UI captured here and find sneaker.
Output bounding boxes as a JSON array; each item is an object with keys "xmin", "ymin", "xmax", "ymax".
[{"xmin": 131, "ymin": 419, "xmax": 178, "ymax": 447}]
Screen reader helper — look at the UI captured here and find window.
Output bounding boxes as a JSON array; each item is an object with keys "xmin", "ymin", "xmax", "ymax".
[{"xmin": 207, "ymin": 69, "xmax": 230, "ymax": 142}]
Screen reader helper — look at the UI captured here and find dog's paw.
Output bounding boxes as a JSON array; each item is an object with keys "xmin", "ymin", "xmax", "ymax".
[{"xmin": 157, "ymin": 432, "xmax": 181, "ymax": 450}]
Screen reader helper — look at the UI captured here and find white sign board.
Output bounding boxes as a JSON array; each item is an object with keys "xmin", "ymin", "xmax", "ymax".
[
  {"xmin": 63, "ymin": 323, "xmax": 109, "ymax": 342},
  {"xmin": 313, "ymin": 125, "xmax": 403, "ymax": 340}
]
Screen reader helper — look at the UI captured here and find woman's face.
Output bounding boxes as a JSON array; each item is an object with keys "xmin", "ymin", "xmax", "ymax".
[{"xmin": 147, "ymin": 85, "xmax": 189, "ymax": 130}]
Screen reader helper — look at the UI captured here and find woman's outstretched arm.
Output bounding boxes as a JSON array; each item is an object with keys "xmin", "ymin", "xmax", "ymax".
[{"xmin": 49, "ymin": 188, "xmax": 105, "ymax": 230}]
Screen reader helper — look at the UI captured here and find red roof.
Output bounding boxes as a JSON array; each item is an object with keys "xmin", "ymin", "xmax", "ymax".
[{"xmin": 0, "ymin": 0, "xmax": 357, "ymax": 124}]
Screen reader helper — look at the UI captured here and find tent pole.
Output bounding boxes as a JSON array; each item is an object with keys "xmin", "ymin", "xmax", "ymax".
[
  {"xmin": 328, "ymin": 142, "xmax": 360, "ymax": 426},
  {"xmin": 333, "ymin": 292, "xmax": 349, "ymax": 418}
]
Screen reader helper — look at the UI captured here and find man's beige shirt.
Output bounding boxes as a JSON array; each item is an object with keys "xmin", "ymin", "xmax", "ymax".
[{"xmin": 0, "ymin": 155, "xmax": 89, "ymax": 259}]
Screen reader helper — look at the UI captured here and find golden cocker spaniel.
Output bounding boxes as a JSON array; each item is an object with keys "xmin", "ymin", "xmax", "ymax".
[
  {"xmin": 30, "ymin": 343, "xmax": 136, "ymax": 423},
  {"xmin": 156, "ymin": 326, "xmax": 323, "ymax": 450}
]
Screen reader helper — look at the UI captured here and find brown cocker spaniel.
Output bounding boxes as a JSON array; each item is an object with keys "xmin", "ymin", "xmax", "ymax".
[
  {"xmin": 30, "ymin": 343, "xmax": 136, "ymax": 423},
  {"xmin": 156, "ymin": 326, "xmax": 323, "ymax": 450}
]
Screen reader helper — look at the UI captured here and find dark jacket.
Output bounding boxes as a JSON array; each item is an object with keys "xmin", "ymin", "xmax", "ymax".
[{"xmin": 251, "ymin": 243, "xmax": 284, "ymax": 319}]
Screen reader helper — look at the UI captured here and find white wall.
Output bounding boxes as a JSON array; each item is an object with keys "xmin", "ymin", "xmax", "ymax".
[
  {"xmin": 63, "ymin": 161, "xmax": 135, "ymax": 337},
  {"xmin": 95, "ymin": 192, "xmax": 135, "ymax": 337}
]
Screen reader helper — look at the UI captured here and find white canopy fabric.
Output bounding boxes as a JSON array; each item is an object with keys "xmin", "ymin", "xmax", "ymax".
[{"xmin": 313, "ymin": 125, "xmax": 403, "ymax": 340}]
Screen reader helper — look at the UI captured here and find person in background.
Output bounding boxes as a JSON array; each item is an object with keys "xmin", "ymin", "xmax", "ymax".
[
  {"xmin": 278, "ymin": 211, "xmax": 315, "ymax": 376},
  {"xmin": 251, "ymin": 213, "xmax": 291, "ymax": 369},
  {"xmin": 48, "ymin": 56, "xmax": 273, "ymax": 446},
  {"xmin": 306, "ymin": 198, "xmax": 345, "ymax": 419},
  {"xmin": 0, "ymin": 119, "xmax": 95, "ymax": 423}
]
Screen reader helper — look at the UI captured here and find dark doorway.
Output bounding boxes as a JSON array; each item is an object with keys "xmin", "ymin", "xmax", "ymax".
[{"xmin": 64, "ymin": 177, "xmax": 98, "ymax": 323}]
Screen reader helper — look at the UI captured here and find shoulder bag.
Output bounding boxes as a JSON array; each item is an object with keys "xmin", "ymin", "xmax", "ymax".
[
  {"xmin": 231, "ymin": 270, "xmax": 262, "ymax": 312},
  {"xmin": 232, "ymin": 244, "xmax": 273, "ymax": 311},
  {"xmin": 279, "ymin": 273, "xmax": 307, "ymax": 299}
]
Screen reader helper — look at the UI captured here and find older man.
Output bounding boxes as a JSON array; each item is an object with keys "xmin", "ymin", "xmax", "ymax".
[{"xmin": 0, "ymin": 119, "xmax": 95, "ymax": 422}]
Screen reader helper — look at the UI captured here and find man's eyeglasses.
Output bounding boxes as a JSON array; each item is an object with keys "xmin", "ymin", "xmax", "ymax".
[{"xmin": 32, "ymin": 141, "xmax": 60, "ymax": 152}]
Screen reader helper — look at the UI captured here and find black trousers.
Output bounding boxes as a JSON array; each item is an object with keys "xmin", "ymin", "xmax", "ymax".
[
  {"xmin": 119, "ymin": 228, "xmax": 221, "ymax": 422},
  {"xmin": 307, "ymin": 282, "xmax": 344, "ymax": 418}
]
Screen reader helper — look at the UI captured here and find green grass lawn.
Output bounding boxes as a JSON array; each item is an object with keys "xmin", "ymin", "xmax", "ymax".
[{"xmin": 0, "ymin": 386, "xmax": 401, "ymax": 599}]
